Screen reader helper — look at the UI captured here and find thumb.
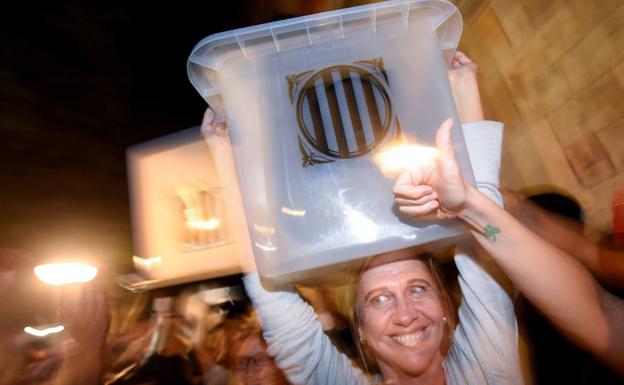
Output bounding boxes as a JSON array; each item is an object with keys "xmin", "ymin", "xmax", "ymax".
[{"xmin": 435, "ymin": 118, "xmax": 455, "ymax": 159}]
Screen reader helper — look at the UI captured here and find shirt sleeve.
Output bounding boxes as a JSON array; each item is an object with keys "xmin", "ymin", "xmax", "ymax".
[
  {"xmin": 243, "ymin": 273, "xmax": 373, "ymax": 385},
  {"xmin": 462, "ymin": 120, "xmax": 504, "ymax": 206},
  {"xmin": 444, "ymin": 121, "xmax": 524, "ymax": 384}
]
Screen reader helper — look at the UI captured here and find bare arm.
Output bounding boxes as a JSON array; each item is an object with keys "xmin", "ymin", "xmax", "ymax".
[
  {"xmin": 393, "ymin": 120, "xmax": 624, "ymax": 374},
  {"xmin": 502, "ymin": 189, "xmax": 624, "ymax": 289},
  {"xmin": 461, "ymin": 188, "xmax": 623, "ymax": 372},
  {"xmin": 201, "ymin": 108, "xmax": 372, "ymax": 385},
  {"xmin": 448, "ymin": 51, "xmax": 484, "ymax": 124}
]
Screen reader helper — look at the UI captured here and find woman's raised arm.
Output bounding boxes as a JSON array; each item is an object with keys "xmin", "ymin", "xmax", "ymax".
[{"xmin": 393, "ymin": 119, "xmax": 624, "ymax": 374}]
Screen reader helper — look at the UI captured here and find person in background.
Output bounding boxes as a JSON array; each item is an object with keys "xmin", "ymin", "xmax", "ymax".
[
  {"xmin": 502, "ymin": 188, "xmax": 624, "ymax": 290},
  {"xmin": 204, "ymin": 308, "xmax": 289, "ymax": 385},
  {"xmin": 501, "ymin": 189, "xmax": 623, "ymax": 384},
  {"xmin": 0, "ymin": 247, "xmax": 109, "ymax": 385}
]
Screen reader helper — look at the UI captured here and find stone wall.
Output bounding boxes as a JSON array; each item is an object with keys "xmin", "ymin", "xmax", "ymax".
[{"xmin": 455, "ymin": 0, "xmax": 624, "ymax": 233}]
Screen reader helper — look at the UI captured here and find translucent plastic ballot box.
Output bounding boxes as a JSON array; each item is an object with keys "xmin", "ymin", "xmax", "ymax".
[
  {"xmin": 187, "ymin": 0, "xmax": 474, "ymax": 283},
  {"xmin": 123, "ymin": 127, "xmax": 242, "ymax": 290}
]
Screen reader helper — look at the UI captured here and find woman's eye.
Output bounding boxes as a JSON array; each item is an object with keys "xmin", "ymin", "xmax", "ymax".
[
  {"xmin": 407, "ymin": 286, "xmax": 427, "ymax": 299},
  {"xmin": 371, "ymin": 294, "xmax": 391, "ymax": 307}
]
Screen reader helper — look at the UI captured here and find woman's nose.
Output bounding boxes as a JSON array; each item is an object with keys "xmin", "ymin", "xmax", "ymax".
[{"xmin": 391, "ymin": 297, "xmax": 420, "ymax": 326}]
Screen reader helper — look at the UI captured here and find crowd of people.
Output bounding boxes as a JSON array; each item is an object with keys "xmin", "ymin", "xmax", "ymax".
[{"xmin": 0, "ymin": 51, "xmax": 622, "ymax": 385}]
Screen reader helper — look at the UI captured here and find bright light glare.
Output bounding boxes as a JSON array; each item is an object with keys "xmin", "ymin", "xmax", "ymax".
[
  {"xmin": 254, "ymin": 242, "xmax": 277, "ymax": 252},
  {"xmin": 34, "ymin": 263, "xmax": 98, "ymax": 286},
  {"xmin": 186, "ymin": 218, "xmax": 220, "ymax": 230},
  {"xmin": 133, "ymin": 256, "xmax": 162, "ymax": 271},
  {"xmin": 345, "ymin": 206, "xmax": 378, "ymax": 241},
  {"xmin": 376, "ymin": 144, "xmax": 438, "ymax": 173},
  {"xmin": 281, "ymin": 207, "xmax": 306, "ymax": 217},
  {"xmin": 24, "ymin": 325, "xmax": 64, "ymax": 337},
  {"xmin": 253, "ymin": 224, "xmax": 275, "ymax": 235}
]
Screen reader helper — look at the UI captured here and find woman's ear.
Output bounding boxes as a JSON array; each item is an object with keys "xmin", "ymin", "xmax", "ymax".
[{"xmin": 440, "ymin": 313, "xmax": 453, "ymax": 356}]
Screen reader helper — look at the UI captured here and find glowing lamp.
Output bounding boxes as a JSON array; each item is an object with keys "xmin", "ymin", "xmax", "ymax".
[{"xmin": 34, "ymin": 263, "xmax": 98, "ymax": 286}]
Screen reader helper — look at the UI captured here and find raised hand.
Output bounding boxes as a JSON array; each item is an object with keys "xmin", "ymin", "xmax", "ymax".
[
  {"xmin": 392, "ymin": 118, "xmax": 468, "ymax": 220},
  {"xmin": 201, "ymin": 107, "xmax": 227, "ymax": 138},
  {"xmin": 447, "ymin": 51, "xmax": 484, "ymax": 124}
]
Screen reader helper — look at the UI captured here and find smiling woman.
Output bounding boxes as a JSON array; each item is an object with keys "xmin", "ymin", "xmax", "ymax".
[
  {"xmin": 240, "ymin": 118, "xmax": 524, "ymax": 385},
  {"xmin": 243, "ymin": 222, "xmax": 523, "ymax": 385},
  {"xmin": 353, "ymin": 252, "xmax": 455, "ymax": 380},
  {"xmin": 207, "ymin": 51, "xmax": 525, "ymax": 384}
]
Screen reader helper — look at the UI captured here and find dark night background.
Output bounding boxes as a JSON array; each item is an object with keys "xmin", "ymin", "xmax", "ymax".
[{"xmin": 0, "ymin": 3, "xmax": 256, "ymax": 275}]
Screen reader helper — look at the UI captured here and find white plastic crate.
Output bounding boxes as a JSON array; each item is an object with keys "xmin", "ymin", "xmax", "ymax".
[
  {"xmin": 126, "ymin": 127, "xmax": 241, "ymax": 284},
  {"xmin": 187, "ymin": 0, "xmax": 474, "ymax": 283}
]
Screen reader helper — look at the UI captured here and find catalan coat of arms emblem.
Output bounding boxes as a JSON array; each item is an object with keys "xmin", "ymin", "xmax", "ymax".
[{"xmin": 286, "ymin": 57, "xmax": 402, "ymax": 167}]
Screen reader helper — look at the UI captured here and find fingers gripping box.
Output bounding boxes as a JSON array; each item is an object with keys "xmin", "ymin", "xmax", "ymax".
[{"xmin": 188, "ymin": 0, "xmax": 474, "ymax": 283}]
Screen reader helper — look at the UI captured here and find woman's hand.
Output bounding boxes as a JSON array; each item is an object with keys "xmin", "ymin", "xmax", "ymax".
[
  {"xmin": 201, "ymin": 107, "xmax": 227, "ymax": 137},
  {"xmin": 447, "ymin": 51, "xmax": 484, "ymax": 123},
  {"xmin": 392, "ymin": 118, "xmax": 469, "ymax": 219},
  {"xmin": 448, "ymin": 51, "xmax": 478, "ymax": 85}
]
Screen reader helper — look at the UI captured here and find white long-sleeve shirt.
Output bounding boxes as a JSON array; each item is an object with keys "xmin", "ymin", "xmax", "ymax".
[{"xmin": 244, "ymin": 121, "xmax": 524, "ymax": 385}]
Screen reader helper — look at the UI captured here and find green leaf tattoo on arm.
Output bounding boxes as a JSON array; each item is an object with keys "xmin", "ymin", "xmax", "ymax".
[{"xmin": 483, "ymin": 225, "xmax": 501, "ymax": 242}]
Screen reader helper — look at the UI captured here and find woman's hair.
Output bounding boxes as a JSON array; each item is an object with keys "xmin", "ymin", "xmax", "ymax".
[
  {"xmin": 203, "ymin": 306, "xmax": 263, "ymax": 369},
  {"xmin": 348, "ymin": 250, "xmax": 458, "ymax": 374}
]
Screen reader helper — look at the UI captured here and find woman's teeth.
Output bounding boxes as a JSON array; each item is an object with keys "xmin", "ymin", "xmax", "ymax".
[{"xmin": 392, "ymin": 329, "xmax": 427, "ymax": 346}]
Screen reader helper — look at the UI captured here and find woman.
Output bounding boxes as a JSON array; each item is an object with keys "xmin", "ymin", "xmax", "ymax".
[
  {"xmin": 392, "ymin": 117, "xmax": 624, "ymax": 376},
  {"xmin": 203, "ymin": 52, "xmax": 524, "ymax": 384},
  {"xmin": 204, "ymin": 308, "xmax": 289, "ymax": 385}
]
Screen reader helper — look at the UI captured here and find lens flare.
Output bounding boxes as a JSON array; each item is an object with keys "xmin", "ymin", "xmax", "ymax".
[
  {"xmin": 186, "ymin": 218, "xmax": 220, "ymax": 230},
  {"xmin": 375, "ymin": 144, "xmax": 438, "ymax": 173},
  {"xmin": 34, "ymin": 263, "xmax": 98, "ymax": 286},
  {"xmin": 281, "ymin": 207, "xmax": 306, "ymax": 217},
  {"xmin": 24, "ymin": 325, "xmax": 65, "ymax": 337}
]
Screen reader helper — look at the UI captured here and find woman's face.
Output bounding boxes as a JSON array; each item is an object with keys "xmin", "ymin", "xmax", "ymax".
[
  {"xmin": 357, "ymin": 258, "xmax": 446, "ymax": 378},
  {"xmin": 233, "ymin": 333, "xmax": 289, "ymax": 385}
]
